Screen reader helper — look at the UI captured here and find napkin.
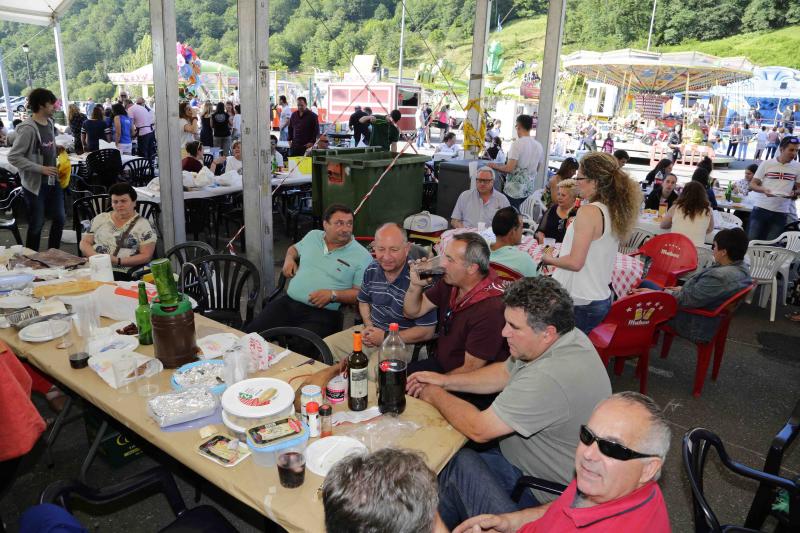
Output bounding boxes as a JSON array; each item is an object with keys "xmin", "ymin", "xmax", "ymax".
[{"xmin": 88, "ymin": 350, "xmax": 163, "ymax": 389}]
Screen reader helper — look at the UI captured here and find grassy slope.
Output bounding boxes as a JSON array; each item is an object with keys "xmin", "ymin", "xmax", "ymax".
[{"xmin": 415, "ymin": 17, "xmax": 800, "ymax": 78}]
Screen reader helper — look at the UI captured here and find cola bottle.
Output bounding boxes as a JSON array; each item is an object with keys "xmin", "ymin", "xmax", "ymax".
[{"xmin": 378, "ymin": 323, "xmax": 409, "ymax": 415}]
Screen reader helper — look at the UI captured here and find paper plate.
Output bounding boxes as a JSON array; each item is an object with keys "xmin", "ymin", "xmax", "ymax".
[
  {"xmin": 87, "ymin": 334, "xmax": 140, "ymax": 357},
  {"xmin": 305, "ymin": 436, "xmax": 368, "ymax": 477},
  {"xmin": 220, "ymin": 377, "xmax": 294, "ymax": 419},
  {"xmin": 0, "ymin": 294, "xmax": 39, "ymax": 309},
  {"xmin": 19, "ymin": 319, "xmax": 71, "ymax": 342}
]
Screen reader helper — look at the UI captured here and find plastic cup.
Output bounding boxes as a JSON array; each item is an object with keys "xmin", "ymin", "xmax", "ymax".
[
  {"xmin": 276, "ymin": 449, "xmax": 306, "ymax": 488},
  {"xmin": 412, "ymin": 255, "xmax": 445, "ymax": 281},
  {"xmin": 136, "ymin": 367, "xmax": 160, "ymax": 397}
]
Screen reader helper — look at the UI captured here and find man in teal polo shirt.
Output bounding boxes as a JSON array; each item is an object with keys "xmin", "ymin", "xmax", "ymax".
[
  {"xmin": 489, "ymin": 207, "xmax": 537, "ymax": 277},
  {"xmin": 244, "ymin": 204, "xmax": 372, "ymax": 338}
]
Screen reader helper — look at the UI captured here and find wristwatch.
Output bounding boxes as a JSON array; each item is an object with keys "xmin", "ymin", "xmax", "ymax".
[{"xmin": 330, "ymin": 290, "xmax": 338, "ymax": 303}]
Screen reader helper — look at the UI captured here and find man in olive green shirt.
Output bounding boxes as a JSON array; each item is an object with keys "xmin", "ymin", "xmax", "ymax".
[{"xmin": 360, "ymin": 109, "xmax": 401, "ymax": 150}]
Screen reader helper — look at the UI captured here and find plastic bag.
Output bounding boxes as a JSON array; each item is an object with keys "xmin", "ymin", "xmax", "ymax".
[{"xmin": 337, "ymin": 417, "xmax": 421, "ymax": 451}]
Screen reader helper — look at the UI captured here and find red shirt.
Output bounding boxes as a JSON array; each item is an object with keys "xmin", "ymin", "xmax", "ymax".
[
  {"xmin": 518, "ymin": 480, "xmax": 670, "ymax": 533},
  {"xmin": 0, "ymin": 343, "xmax": 46, "ymax": 461},
  {"xmin": 181, "ymin": 156, "xmax": 204, "ymax": 173}
]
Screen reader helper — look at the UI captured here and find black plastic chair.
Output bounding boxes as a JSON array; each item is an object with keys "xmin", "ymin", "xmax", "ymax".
[
  {"xmin": 259, "ymin": 327, "xmax": 334, "ymax": 365},
  {"xmin": 85, "ymin": 149, "xmax": 123, "ymax": 187},
  {"xmin": 72, "ymin": 194, "xmax": 111, "ymax": 247},
  {"xmin": 744, "ymin": 399, "xmax": 800, "ymax": 530},
  {"xmin": 185, "ymin": 198, "xmax": 215, "ymax": 241},
  {"xmin": 135, "ymin": 200, "xmax": 162, "ymax": 237},
  {"xmin": 181, "ymin": 254, "xmax": 260, "ymax": 329},
  {"xmin": 0, "ymin": 167, "xmax": 20, "ymax": 202},
  {"xmin": 121, "ymin": 158, "xmax": 155, "ymax": 187},
  {"xmin": 215, "ymin": 192, "xmax": 244, "ymax": 249},
  {"xmin": 202, "ymin": 153, "xmax": 214, "ymax": 168},
  {"xmin": 0, "ymin": 187, "xmax": 24, "ymax": 245},
  {"xmin": 511, "ymin": 475, "xmax": 567, "ymax": 503},
  {"xmin": 38, "ymin": 466, "xmax": 237, "ymax": 532},
  {"xmin": 129, "ymin": 241, "xmax": 215, "ymax": 282},
  {"xmin": 683, "ymin": 427, "xmax": 800, "ymax": 533}
]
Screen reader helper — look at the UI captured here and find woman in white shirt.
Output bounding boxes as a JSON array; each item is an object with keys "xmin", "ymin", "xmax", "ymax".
[
  {"xmin": 660, "ymin": 181, "xmax": 714, "ymax": 246},
  {"xmin": 541, "ymin": 152, "xmax": 641, "ymax": 333}
]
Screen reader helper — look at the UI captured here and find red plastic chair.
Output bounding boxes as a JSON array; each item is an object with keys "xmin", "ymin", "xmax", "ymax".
[
  {"xmin": 490, "ymin": 262, "xmax": 523, "ymax": 281},
  {"xmin": 588, "ymin": 292, "xmax": 678, "ymax": 394},
  {"xmin": 634, "ymin": 233, "xmax": 698, "ymax": 288},
  {"xmin": 659, "ymin": 283, "xmax": 755, "ymax": 397},
  {"xmin": 355, "ymin": 236, "xmax": 376, "ymax": 258}
]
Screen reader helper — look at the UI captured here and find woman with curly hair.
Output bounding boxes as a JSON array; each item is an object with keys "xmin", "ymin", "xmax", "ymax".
[
  {"xmin": 660, "ymin": 181, "xmax": 714, "ymax": 245},
  {"xmin": 541, "ymin": 152, "xmax": 641, "ymax": 333}
]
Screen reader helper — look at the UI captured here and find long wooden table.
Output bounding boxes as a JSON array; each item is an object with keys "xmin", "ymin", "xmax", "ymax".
[{"xmin": 3, "ymin": 315, "xmax": 465, "ymax": 532}]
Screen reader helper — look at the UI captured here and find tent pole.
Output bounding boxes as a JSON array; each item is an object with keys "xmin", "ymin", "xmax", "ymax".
[
  {"xmin": 465, "ymin": 0, "xmax": 491, "ymax": 160},
  {"xmin": 53, "ymin": 20, "xmax": 69, "ymax": 106},
  {"xmin": 0, "ymin": 50, "xmax": 12, "ymax": 124},
  {"xmin": 237, "ymin": 0, "xmax": 274, "ymax": 298},
  {"xmin": 534, "ymin": 0, "xmax": 566, "ymax": 188},
  {"xmin": 149, "ymin": 0, "xmax": 186, "ymax": 250}
]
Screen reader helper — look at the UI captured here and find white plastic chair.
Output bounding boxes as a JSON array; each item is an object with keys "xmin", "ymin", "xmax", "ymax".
[
  {"xmin": 745, "ymin": 246, "xmax": 797, "ymax": 322},
  {"xmin": 749, "ymin": 231, "xmax": 800, "ymax": 304},
  {"xmin": 519, "ymin": 190, "xmax": 547, "ymax": 226},
  {"xmin": 619, "ymin": 228, "xmax": 656, "ymax": 256}
]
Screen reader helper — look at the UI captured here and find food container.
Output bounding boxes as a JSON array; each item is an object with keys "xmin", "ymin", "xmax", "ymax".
[
  {"xmin": 325, "ymin": 375, "xmax": 347, "ymax": 404},
  {"xmin": 171, "ymin": 360, "xmax": 227, "ymax": 395},
  {"xmin": 220, "ymin": 377, "xmax": 296, "ymax": 440},
  {"xmin": 221, "ymin": 404, "xmax": 294, "ymax": 441},
  {"xmin": 300, "ymin": 384, "xmax": 323, "ymax": 417},
  {"xmin": 147, "ymin": 388, "xmax": 219, "ymax": 428},
  {"xmin": 246, "ymin": 417, "xmax": 309, "ymax": 468}
]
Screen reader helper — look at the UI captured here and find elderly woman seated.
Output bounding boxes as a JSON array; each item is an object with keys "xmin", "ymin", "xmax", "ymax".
[
  {"xmin": 535, "ymin": 178, "xmax": 578, "ymax": 244},
  {"xmin": 79, "ymin": 182, "xmax": 157, "ymax": 275}
]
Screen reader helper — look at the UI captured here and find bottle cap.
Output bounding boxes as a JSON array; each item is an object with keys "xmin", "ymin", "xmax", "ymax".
[
  {"xmin": 389, "ymin": 323, "xmax": 400, "ymax": 332},
  {"xmin": 306, "ymin": 401, "xmax": 319, "ymax": 414},
  {"xmin": 319, "ymin": 404, "xmax": 332, "ymax": 416},
  {"xmin": 353, "ymin": 331, "xmax": 362, "ymax": 351}
]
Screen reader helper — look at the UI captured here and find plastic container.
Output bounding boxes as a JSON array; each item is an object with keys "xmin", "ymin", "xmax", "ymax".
[
  {"xmin": 310, "ymin": 147, "xmax": 382, "ymax": 217},
  {"xmin": 222, "ymin": 403, "xmax": 295, "ymax": 441},
  {"xmin": 246, "ymin": 420, "xmax": 310, "ymax": 468},
  {"xmin": 312, "ymin": 150, "xmax": 430, "ymax": 236},
  {"xmin": 170, "ymin": 360, "xmax": 227, "ymax": 396}
]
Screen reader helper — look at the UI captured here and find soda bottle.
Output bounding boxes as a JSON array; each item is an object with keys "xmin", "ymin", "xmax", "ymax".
[
  {"xmin": 378, "ymin": 323, "xmax": 409, "ymax": 415},
  {"xmin": 135, "ymin": 281, "xmax": 153, "ymax": 345},
  {"xmin": 347, "ymin": 331, "xmax": 368, "ymax": 411}
]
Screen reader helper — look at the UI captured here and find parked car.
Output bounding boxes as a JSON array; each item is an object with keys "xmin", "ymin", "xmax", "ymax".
[{"xmin": 0, "ymin": 96, "xmax": 26, "ymax": 113}]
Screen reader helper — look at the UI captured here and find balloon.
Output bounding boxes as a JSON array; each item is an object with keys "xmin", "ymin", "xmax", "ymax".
[{"xmin": 177, "ymin": 54, "xmax": 186, "ymax": 67}]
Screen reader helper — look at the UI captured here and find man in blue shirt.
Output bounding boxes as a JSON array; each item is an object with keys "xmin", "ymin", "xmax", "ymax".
[
  {"xmin": 244, "ymin": 204, "xmax": 372, "ymax": 339},
  {"xmin": 324, "ymin": 223, "xmax": 437, "ymax": 376}
]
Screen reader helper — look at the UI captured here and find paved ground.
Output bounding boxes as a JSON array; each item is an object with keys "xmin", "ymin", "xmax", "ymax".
[{"xmin": 1, "ymin": 168, "xmax": 799, "ymax": 532}]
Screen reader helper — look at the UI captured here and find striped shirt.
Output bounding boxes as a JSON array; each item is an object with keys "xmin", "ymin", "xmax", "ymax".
[
  {"xmin": 753, "ymin": 157, "xmax": 800, "ymax": 213},
  {"xmin": 357, "ymin": 262, "xmax": 437, "ymax": 331}
]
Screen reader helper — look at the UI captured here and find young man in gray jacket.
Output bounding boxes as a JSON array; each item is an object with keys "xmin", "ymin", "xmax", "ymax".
[{"xmin": 7, "ymin": 88, "xmax": 64, "ymax": 251}]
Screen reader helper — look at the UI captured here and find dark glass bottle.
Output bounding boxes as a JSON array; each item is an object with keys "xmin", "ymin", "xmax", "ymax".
[
  {"xmin": 347, "ymin": 331, "xmax": 368, "ymax": 411},
  {"xmin": 135, "ymin": 281, "xmax": 153, "ymax": 345}
]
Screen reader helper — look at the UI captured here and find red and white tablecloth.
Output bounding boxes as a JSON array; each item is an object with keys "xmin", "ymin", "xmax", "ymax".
[{"xmin": 437, "ymin": 228, "xmax": 643, "ymax": 298}]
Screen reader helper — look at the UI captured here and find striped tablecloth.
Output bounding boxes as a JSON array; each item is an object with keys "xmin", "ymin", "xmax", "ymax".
[{"xmin": 437, "ymin": 228, "xmax": 643, "ymax": 297}]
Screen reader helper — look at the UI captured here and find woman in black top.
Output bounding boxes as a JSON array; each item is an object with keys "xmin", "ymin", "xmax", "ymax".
[
  {"xmin": 212, "ymin": 102, "xmax": 232, "ymax": 156},
  {"xmin": 200, "ymin": 101, "xmax": 214, "ymax": 148},
  {"xmin": 535, "ymin": 178, "xmax": 579, "ymax": 244},
  {"xmin": 644, "ymin": 173, "xmax": 678, "ymax": 210},
  {"xmin": 691, "ymin": 166, "xmax": 718, "ymax": 209},
  {"xmin": 645, "ymin": 158, "xmax": 673, "ymax": 185},
  {"xmin": 81, "ymin": 105, "xmax": 111, "ymax": 152}
]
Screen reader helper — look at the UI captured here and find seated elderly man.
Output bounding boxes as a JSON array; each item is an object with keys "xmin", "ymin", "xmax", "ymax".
[
  {"xmin": 404, "ymin": 232, "xmax": 508, "ymax": 384},
  {"xmin": 322, "ymin": 448, "xmax": 447, "ymax": 533},
  {"xmin": 451, "ymin": 167, "xmax": 510, "ymax": 229},
  {"xmin": 79, "ymin": 182, "xmax": 156, "ymax": 274},
  {"xmin": 454, "ymin": 392, "xmax": 671, "ymax": 532},
  {"xmin": 633, "ymin": 227, "xmax": 752, "ymax": 343},
  {"xmin": 407, "ymin": 277, "xmax": 611, "ymax": 529},
  {"xmin": 489, "ymin": 207, "xmax": 537, "ymax": 277},
  {"xmin": 324, "ymin": 223, "xmax": 436, "ymax": 376},
  {"xmin": 244, "ymin": 204, "xmax": 372, "ymax": 339}
]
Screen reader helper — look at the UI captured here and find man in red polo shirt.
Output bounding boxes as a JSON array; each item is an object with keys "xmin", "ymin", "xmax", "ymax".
[{"xmin": 453, "ymin": 391, "xmax": 671, "ymax": 533}]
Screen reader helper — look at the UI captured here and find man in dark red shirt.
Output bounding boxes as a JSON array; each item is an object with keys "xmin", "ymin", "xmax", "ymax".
[
  {"xmin": 453, "ymin": 392, "xmax": 671, "ymax": 533},
  {"xmin": 403, "ymin": 232, "xmax": 508, "ymax": 377},
  {"xmin": 287, "ymin": 96, "xmax": 319, "ymax": 156}
]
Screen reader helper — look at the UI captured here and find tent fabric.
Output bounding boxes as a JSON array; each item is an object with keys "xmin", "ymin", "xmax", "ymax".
[
  {"xmin": 562, "ymin": 48, "xmax": 754, "ymax": 94},
  {"xmin": 0, "ymin": 0, "xmax": 78, "ymax": 26}
]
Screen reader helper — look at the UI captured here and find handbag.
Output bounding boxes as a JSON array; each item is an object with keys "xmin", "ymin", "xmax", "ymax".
[{"xmin": 112, "ymin": 215, "xmax": 140, "ymax": 258}]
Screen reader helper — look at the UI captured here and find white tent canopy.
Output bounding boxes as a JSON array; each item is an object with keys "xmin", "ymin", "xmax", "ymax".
[{"xmin": 0, "ymin": 0, "xmax": 78, "ymax": 26}]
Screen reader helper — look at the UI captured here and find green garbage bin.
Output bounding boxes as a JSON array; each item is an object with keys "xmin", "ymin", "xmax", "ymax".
[
  {"xmin": 315, "ymin": 151, "xmax": 432, "ymax": 237},
  {"xmin": 310, "ymin": 147, "xmax": 382, "ymax": 217}
]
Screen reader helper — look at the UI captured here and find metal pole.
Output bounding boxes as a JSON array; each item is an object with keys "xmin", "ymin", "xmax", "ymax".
[
  {"xmin": 464, "ymin": 0, "xmax": 491, "ymax": 160},
  {"xmin": 24, "ymin": 52, "xmax": 32, "ymax": 89},
  {"xmin": 149, "ymin": 0, "xmax": 186, "ymax": 250},
  {"xmin": 0, "ymin": 50, "xmax": 13, "ymax": 124},
  {"xmin": 398, "ymin": 0, "xmax": 406, "ymax": 83},
  {"xmin": 534, "ymin": 0, "xmax": 566, "ymax": 189},
  {"xmin": 238, "ymin": 0, "xmax": 274, "ymax": 297},
  {"xmin": 646, "ymin": 0, "xmax": 657, "ymax": 52},
  {"xmin": 53, "ymin": 21, "xmax": 69, "ymax": 105}
]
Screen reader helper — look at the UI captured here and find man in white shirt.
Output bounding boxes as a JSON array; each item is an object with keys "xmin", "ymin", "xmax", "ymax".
[
  {"xmin": 128, "ymin": 97, "xmax": 156, "ymax": 160},
  {"xmin": 451, "ymin": 167, "xmax": 510, "ymax": 228},
  {"xmin": 748, "ymin": 135, "xmax": 800, "ymax": 240},
  {"xmin": 278, "ymin": 95, "xmax": 292, "ymax": 141},
  {"xmin": 415, "ymin": 105, "xmax": 426, "ymax": 148},
  {"xmin": 487, "ymin": 115, "xmax": 544, "ymax": 209}
]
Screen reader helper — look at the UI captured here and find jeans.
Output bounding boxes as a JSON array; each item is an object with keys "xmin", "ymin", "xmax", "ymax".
[
  {"xmin": 766, "ymin": 144, "xmax": 778, "ymax": 159},
  {"xmin": 279, "ymin": 127, "xmax": 288, "ymax": 141},
  {"xmin": 737, "ymin": 141, "xmax": 748, "ymax": 160},
  {"xmin": 23, "ymin": 182, "xmax": 65, "ymax": 251},
  {"xmin": 137, "ymin": 132, "xmax": 156, "ymax": 161},
  {"xmin": 505, "ymin": 194, "xmax": 526, "ymax": 210},
  {"xmin": 416, "ymin": 127, "xmax": 425, "ymax": 147},
  {"xmin": 574, "ymin": 295, "xmax": 612, "ymax": 334},
  {"xmin": 244, "ymin": 293, "xmax": 343, "ymax": 340},
  {"xmin": 213, "ymin": 135, "xmax": 232, "ymax": 156},
  {"xmin": 727, "ymin": 141, "xmax": 738, "ymax": 157},
  {"xmin": 748, "ymin": 206, "xmax": 788, "ymax": 241},
  {"xmin": 438, "ymin": 447, "xmax": 538, "ymax": 530}
]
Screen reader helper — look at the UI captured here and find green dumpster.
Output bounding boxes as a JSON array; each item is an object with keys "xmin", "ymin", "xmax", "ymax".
[
  {"xmin": 310, "ymin": 147, "xmax": 382, "ymax": 217},
  {"xmin": 314, "ymin": 151, "xmax": 432, "ymax": 237}
]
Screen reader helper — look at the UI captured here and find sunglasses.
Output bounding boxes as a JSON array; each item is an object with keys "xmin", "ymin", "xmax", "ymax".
[
  {"xmin": 442, "ymin": 308, "xmax": 454, "ymax": 335},
  {"xmin": 579, "ymin": 425, "xmax": 658, "ymax": 461},
  {"xmin": 785, "ymin": 136, "xmax": 799, "ymax": 144}
]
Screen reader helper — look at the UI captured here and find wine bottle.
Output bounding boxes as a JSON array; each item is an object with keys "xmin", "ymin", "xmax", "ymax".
[{"xmin": 347, "ymin": 331, "xmax": 368, "ymax": 411}]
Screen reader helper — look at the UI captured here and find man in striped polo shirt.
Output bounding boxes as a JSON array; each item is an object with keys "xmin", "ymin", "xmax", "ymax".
[{"xmin": 748, "ymin": 135, "xmax": 800, "ymax": 240}]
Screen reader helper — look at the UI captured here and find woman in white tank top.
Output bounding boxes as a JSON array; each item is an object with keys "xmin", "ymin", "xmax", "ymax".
[
  {"xmin": 660, "ymin": 181, "xmax": 714, "ymax": 246},
  {"xmin": 541, "ymin": 152, "xmax": 642, "ymax": 333}
]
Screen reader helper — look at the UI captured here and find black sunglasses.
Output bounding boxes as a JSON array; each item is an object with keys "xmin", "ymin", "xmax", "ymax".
[
  {"xmin": 579, "ymin": 425, "xmax": 658, "ymax": 461},
  {"xmin": 442, "ymin": 308, "xmax": 454, "ymax": 335}
]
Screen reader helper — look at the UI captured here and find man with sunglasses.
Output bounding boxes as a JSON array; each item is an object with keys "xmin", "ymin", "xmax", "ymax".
[
  {"xmin": 454, "ymin": 392, "xmax": 671, "ymax": 532},
  {"xmin": 407, "ymin": 277, "xmax": 611, "ymax": 529},
  {"xmin": 451, "ymin": 167, "xmax": 510, "ymax": 229},
  {"xmin": 747, "ymin": 135, "xmax": 800, "ymax": 241}
]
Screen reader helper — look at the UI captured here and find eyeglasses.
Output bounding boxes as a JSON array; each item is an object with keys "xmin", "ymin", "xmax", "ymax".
[
  {"xmin": 476, "ymin": 178, "xmax": 494, "ymax": 184},
  {"xmin": 579, "ymin": 425, "xmax": 658, "ymax": 461},
  {"xmin": 329, "ymin": 220, "xmax": 353, "ymax": 228}
]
